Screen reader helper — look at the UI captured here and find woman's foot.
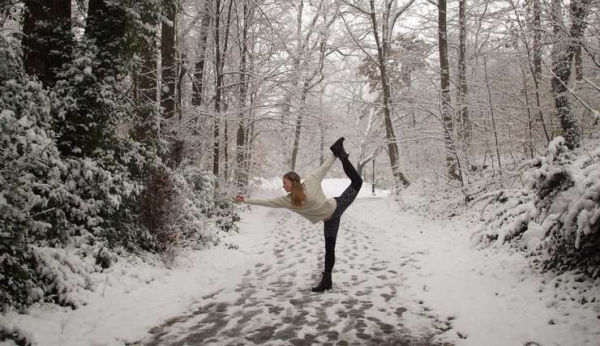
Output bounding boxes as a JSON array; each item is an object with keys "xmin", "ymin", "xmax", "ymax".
[
  {"xmin": 330, "ymin": 137, "xmax": 349, "ymax": 159},
  {"xmin": 312, "ymin": 272, "xmax": 332, "ymax": 292}
]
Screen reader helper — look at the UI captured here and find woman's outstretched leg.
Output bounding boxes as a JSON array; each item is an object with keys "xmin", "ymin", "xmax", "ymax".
[
  {"xmin": 341, "ymin": 156, "xmax": 362, "ymax": 191},
  {"xmin": 330, "ymin": 137, "xmax": 363, "ymax": 192}
]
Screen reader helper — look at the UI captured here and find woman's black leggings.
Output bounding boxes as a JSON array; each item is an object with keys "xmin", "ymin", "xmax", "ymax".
[{"xmin": 323, "ymin": 157, "xmax": 363, "ymax": 273}]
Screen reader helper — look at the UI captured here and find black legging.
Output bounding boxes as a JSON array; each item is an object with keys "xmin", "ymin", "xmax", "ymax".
[
  {"xmin": 325, "ymin": 235, "xmax": 338, "ymax": 273},
  {"xmin": 323, "ymin": 157, "xmax": 363, "ymax": 273},
  {"xmin": 342, "ymin": 157, "xmax": 363, "ymax": 191}
]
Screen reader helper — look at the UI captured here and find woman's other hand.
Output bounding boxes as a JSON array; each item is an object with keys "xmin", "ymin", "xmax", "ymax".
[{"xmin": 234, "ymin": 195, "xmax": 245, "ymax": 203}]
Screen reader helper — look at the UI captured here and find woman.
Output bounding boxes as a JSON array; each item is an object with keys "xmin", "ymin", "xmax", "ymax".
[{"xmin": 234, "ymin": 137, "xmax": 363, "ymax": 292}]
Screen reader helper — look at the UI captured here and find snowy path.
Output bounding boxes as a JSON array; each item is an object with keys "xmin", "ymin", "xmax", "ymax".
[
  {"xmin": 8, "ymin": 181, "xmax": 598, "ymax": 346},
  {"xmin": 135, "ymin": 196, "xmax": 450, "ymax": 346}
]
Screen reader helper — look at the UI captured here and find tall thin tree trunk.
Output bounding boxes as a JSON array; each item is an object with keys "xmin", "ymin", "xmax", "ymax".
[
  {"xmin": 400, "ymin": 64, "xmax": 415, "ymax": 128},
  {"xmin": 484, "ymin": 55, "xmax": 502, "ymax": 171},
  {"xmin": 161, "ymin": 0, "xmax": 177, "ymax": 120},
  {"xmin": 369, "ymin": 0, "xmax": 409, "ymax": 188},
  {"xmin": 521, "ymin": 66, "xmax": 535, "ymax": 159},
  {"xmin": 177, "ymin": 55, "xmax": 186, "ymax": 119},
  {"xmin": 212, "ymin": 0, "xmax": 222, "ymax": 177},
  {"xmin": 531, "ymin": 0, "xmax": 551, "ymax": 144},
  {"xmin": 160, "ymin": 0, "xmax": 179, "ymax": 167},
  {"xmin": 290, "ymin": 87, "xmax": 309, "ymax": 172},
  {"xmin": 574, "ymin": 45, "xmax": 583, "ymax": 81},
  {"xmin": 550, "ymin": 0, "xmax": 591, "ymax": 149},
  {"xmin": 244, "ymin": 114, "xmax": 254, "ymax": 180},
  {"xmin": 192, "ymin": 0, "xmax": 212, "ymax": 106},
  {"xmin": 236, "ymin": 3, "xmax": 252, "ymax": 191},
  {"xmin": 457, "ymin": 0, "xmax": 471, "ymax": 146},
  {"xmin": 438, "ymin": 0, "xmax": 461, "ymax": 182},
  {"xmin": 133, "ymin": 8, "xmax": 159, "ymax": 146},
  {"xmin": 212, "ymin": 0, "xmax": 233, "ymax": 179},
  {"xmin": 319, "ymin": 89, "xmax": 325, "ymax": 166},
  {"xmin": 285, "ymin": 1, "xmax": 305, "ymax": 170}
]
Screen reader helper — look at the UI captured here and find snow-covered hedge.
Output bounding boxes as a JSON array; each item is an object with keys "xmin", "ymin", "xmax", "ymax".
[
  {"xmin": 0, "ymin": 74, "xmax": 143, "ymax": 309},
  {"xmin": 472, "ymin": 138, "xmax": 600, "ymax": 276},
  {"xmin": 0, "ymin": 70, "xmax": 238, "ymax": 313},
  {"xmin": 139, "ymin": 165, "xmax": 238, "ymax": 263}
]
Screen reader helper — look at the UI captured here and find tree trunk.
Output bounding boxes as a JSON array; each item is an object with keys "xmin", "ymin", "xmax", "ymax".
[
  {"xmin": 368, "ymin": 0, "xmax": 409, "ymax": 189},
  {"xmin": 438, "ymin": 0, "xmax": 461, "ymax": 182},
  {"xmin": 574, "ymin": 44, "xmax": 583, "ymax": 81},
  {"xmin": 22, "ymin": 0, "xmax": 72, "ymax": 86},
  {"xmin": 484, "ymin": 55, "xmax": 502, "ymax": 171},
  {"xmin": 521, "ymin": 66, "xmax": 535, "ymax": 159},
  {"xmin": 133, "ymin": 5, "xmax": 159, "ymax": 146},
  {"xmin": 550, "ymin": 0, "xmax": 591, "ymax": 149},
  {"xmin": 161, "ymin": 0, "xmax": 177, "ymax": 120},
  {"xmin": 192, "ymin": 0, "xmax": 212, "ymax": 106},
  {"xmin": 532, "ymin": 0, "xmax": 542, "ymax": 78},
  {"xmin": 531, "ymin": 0, "xmax": 551, "ymax": 144},
  {"xmin": 290, "ymin": 83, "xmax": 310, "ymax": 172},
  {"xmin": 212, "ymin": 0, "xmax": 222, "ymax": 177},
  {"xmin": 285, "ymin": 1, "xmax": 305, "ymax": 170},
  {"xmin": 235, "ymin": 3, "xmax": 253, "ymax": 191},
  {"xmin": 177, "ymin": 55, "xmax": 186, "ymax": 119},
  {"xmin": 159, "ymin": 0, "xmax": 179, "ymax": 167},
  {"xmin": 457, "ymin": 0, "xmax": 471, "ymax": 146},
  {"xmin": 285, "ymin": 0, "xmax": 338, "ymax": 170}
]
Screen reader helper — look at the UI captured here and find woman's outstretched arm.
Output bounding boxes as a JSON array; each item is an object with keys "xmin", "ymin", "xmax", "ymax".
[
  {"xmin": 234, "ymin": 195, "xmax": 289, "ymax": 208},
  {"xmin": 305, "ymin": 154, "xmax": 337, "ymax": 184}
]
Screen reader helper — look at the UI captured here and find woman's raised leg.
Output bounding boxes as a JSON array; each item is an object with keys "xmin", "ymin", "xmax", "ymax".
[{"xmin": 341, "ymin": 156, "xmax": 362, "ymax": 191}]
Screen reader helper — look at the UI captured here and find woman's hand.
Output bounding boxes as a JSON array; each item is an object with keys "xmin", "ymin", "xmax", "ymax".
[{"xmin": 234, "ymin": 195, "xmax": 245, "ymax": 203}]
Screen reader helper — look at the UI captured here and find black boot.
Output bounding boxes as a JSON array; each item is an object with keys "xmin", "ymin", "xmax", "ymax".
[
  {"xmin": 312, "ymin": 272, "xmax": 332, "ymax": 292},
  {"xmin": 330, "ymin": 137, "xmax": 349, "ymax": 159}
]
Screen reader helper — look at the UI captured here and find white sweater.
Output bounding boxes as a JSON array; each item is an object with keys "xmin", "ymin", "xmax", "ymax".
[{"xmin": 244, "ymin": 155, "xmax": 338, "ymax": 224}]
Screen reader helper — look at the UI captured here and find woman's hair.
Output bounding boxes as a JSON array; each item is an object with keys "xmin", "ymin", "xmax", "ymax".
[{"xmin": 283, "ymin": 171, "xmax": 306, "ymax": 207}]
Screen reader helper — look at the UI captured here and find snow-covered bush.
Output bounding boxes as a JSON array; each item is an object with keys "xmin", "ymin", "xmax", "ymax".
[
  {"xmin": 0, "ymin": 39, "xmax": 153, "ymax": 309},
  {"xmin": 0, "ymin": 73, "xmax": 148, "ymax": 310},
  {"xmin": 140, "ymin": 165, "xmax": 238, "ymax": 263},
  {"xmin": 472, "ymin": 138, "xmax": 600, "ymax": 276},
  {"xmin": 0, "ymin": 3, "xmax": 241, "ymax": 315},
  {"xmin": 177, "ymin": 167, "xmax": 239, "ymax": 238},
  {"xmin": 1, "ymin": 75, "xmax": 63, "ymax": 310}
]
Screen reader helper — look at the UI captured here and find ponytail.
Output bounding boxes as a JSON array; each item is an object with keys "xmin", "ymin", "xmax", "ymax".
[{"xmin": 283, "ymin": 172, "xmax": 306, "ymax": 207}]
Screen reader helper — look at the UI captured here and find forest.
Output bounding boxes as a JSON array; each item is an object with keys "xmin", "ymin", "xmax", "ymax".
[{"xmin": 0, "ymin": 0, "xmax": 599, "ymax": 343}]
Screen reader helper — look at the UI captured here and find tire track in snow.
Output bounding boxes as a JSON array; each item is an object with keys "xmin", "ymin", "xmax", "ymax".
[{"xmin": 135, "ymin": 199, "xmax": 452, "ymax": 346}]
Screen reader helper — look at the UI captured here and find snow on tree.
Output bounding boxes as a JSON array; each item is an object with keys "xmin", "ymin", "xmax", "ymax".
[
  {"xmin": 472, "ymin": 137, "xmax": 600, "ymax": 277},
  {"xmin": 0, "ymin": 1, "xmax": 240, "ymax": 317}
]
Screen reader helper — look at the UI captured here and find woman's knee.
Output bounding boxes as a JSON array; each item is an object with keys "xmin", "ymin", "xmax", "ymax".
[{"xmin": 352, "ymin": 177, "xmax": 363, "ymax": 191}]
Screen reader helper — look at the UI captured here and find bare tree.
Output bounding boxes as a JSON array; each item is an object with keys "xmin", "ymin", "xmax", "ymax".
[
  {"xmin": 235, "ymin": 1, "xmax": 254, "ymax": 191},
  {"xmin": 192, "ymin": 0, "xmax": 212, "ymax": 106},
  {"xmin": 277, "ymin": 0, "xmax": 341, "ymax": 171},
  {"xmin": 437, "ymin": 0, "xmax": 461, "ymax": 182},
  {"xmin": 212, "ymin": 0, "xmax": 234, "ymax": 178},
  {"xmin": 456, "ymin": 0, "xmax": 471, "ymax": 146},
  {"xmin": 343, "ymin": 0, "xmax": 414, "ymax": 189},
  {"xmin": 530, "ymin": 0, "xmax": 550, "ymax": 144}
]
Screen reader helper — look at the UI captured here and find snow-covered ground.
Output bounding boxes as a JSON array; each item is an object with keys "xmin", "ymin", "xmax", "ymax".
[{"xmin": 2, "ymin": 179, "xmax": 600, "ymax": 345}]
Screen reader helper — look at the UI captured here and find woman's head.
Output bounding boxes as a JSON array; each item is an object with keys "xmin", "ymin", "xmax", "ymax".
[{"xmin": 283, "ymin": 171, "xmax": 306, "ymax": 207}]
